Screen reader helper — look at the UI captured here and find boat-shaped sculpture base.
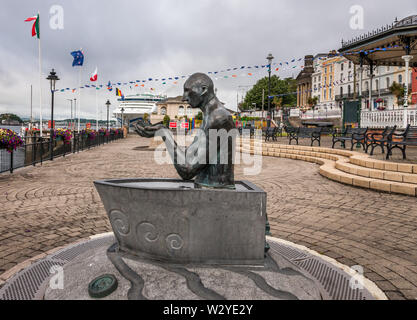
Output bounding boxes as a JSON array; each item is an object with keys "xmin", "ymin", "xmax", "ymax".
[{"xmin": 94, "ymin": 179, "xmax": 267, "ymax": 265}]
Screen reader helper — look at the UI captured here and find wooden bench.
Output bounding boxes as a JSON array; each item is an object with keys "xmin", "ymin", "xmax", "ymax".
[
  {"xmin": 365, "ymin": 126, "xmax": 397, "ymax": 155},
  {"xmin": 386, "ymin": 125, "xmax": 417, "ymax": 159},
  {"xmin": 332, "ymin": 127, "xmax": 368, "ymax": 151}
]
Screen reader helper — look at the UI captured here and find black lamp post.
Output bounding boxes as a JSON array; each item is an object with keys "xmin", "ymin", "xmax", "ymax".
[
  {"xmin": 46, "ymin": 69, "xmax": 59, "ymax": 161},
  {"xmin": 67, "ymin": 99, "xmax": 73, "ymax": 130},
  {"xmin": 106, "ymin": 100, "xmax": 111, "ymax": 131},
  {"xmin": 266, "ymin": 53, "xmax": 274, "ymax": 127},
  {"xmin": 73, "ymin": 98, "xmax": 77, "ymax": 131},
  {"xmin": 121, "ymin": 107, "xmax": 125, "ymax": 129}
]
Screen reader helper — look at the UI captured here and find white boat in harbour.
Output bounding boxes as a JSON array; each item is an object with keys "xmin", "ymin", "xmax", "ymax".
[{"xmin": 113, "ymin": 93, "xmax": 167, "ymax": 129}]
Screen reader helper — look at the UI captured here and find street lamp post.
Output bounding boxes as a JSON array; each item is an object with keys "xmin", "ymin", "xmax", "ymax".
[
  {"xmin": 46, "ymin": 69, "xmax": 59, "ymax": 161},
  {"xmin": 106, "ymin": 100, "xmax": 111, "ymax": 132},
  {"xmin": 121, "ymin": 107, "xmax": 125, "ymax": 129},
  {"xmin": 266, "ymin": 53, "xmax": 274, "ymax": 127},
  {"xmin": 73, "ymin": 98, "xmax": 77, "ymax": 131},
  {"xmin": 67, "ymin": 99, "xmax": 73, "ymax": 130}
]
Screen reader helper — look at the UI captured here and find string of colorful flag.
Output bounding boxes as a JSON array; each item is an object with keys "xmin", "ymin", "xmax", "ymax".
[{"xmin": 56, "ymin": 44, "xmax": 402, "ymax": 94}]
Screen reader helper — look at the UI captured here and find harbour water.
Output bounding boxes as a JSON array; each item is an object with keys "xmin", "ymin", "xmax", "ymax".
[{"xmin": 0, "ymin": 125, "xmax": 22, "ymax": 134}]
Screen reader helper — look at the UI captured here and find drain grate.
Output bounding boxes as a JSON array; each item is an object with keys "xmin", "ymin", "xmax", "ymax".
[
  {"xmin": 52, "ymin": 236, "xmax": 113, "ymax": 262},
  {"xmin": 0, "ymin": 236, "xmax": 114, "ymax": 300},
  {"xmin": 268, "ymin": 239, "xmax": 374, "ymax": 300},
  {"xmin": 0, "ymin": 235, "xmax": 377, "ymax": 300},
  {"xmin": 268, "ymin": 242, "xmax": 310, "ymax": 261},
  {"xmin": 0, "ymin": 260, "xmax": 65, "ymax": 300}
]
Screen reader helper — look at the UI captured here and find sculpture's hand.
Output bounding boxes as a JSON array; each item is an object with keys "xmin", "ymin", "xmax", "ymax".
[{"xmin": 134, "ymin": 122, "xmax": 166, "ymax": 138}]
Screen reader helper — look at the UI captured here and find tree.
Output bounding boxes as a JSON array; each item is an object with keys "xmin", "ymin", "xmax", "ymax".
[
  {"xmin": 307, "ymin": 96, "xmax": 319, "ymax": 109},
  {"xmin": 272, "ymin": 97, "xmax": 283, "ymax": 111},
  {"xmin": 196, "ymin": 112, "xmax": 203, "ymax": 120},
  {"xmin": 389, "ymin": 81, "xmax": 411, "ymax": 106},
  {"xmin": 241, "ymin": 76, "xmax": 297, "ymax": 111},
  {"xmin": 163, "ymin": 115, "xmax": 170, "ymax": 127},
  {"xmin": 0, "ymin": 113, "xmax": 23, "ymax": 124}
]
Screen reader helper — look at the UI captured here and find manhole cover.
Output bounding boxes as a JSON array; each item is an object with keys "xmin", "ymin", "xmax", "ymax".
[{"xmin": 88, "ymin": 274, "xmax": 118, "ymax": 298}]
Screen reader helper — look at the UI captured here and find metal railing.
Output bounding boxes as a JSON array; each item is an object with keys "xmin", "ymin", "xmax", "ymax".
[{"xmin": 0, "ymin": 131, "xmax": 124, "ymax": 174}]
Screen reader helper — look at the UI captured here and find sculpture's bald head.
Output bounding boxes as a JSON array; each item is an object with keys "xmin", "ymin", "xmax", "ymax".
[{"xmin": 182, "ymin": 73, "xmax": 215, "ymax": 108}]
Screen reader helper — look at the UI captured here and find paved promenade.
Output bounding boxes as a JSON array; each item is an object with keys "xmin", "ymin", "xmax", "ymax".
[{"xmin": 1, "ymin": 135, "xmax": 417, "ymax": 299}]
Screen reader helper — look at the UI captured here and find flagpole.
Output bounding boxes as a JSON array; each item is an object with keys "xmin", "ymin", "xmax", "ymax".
[
  {"xmin": 78, "ymin": 67, "xmax": 81, "ymax": 132},
  {"xmin": 95, "ymin": 88, "xmax": 98, "ymax": 130},
  {"xmin": 38, "ymin": 13, "xmax": 42, "ymax": 137}
]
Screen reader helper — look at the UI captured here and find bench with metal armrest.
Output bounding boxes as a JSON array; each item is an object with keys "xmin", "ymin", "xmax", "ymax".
[
  {"xmin": 365, "ymin": 126, "xmax": 396, "ymax": 155},
  {"xmin": 386, "ymin": 125, "xmax": 417, "ymax": 159},
  {"xmin": 332, "ymin": 127, "xmax": 368, "ymax": 151}
]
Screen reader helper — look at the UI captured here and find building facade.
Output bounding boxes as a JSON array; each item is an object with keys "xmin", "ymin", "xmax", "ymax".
[
  {"xmin": 296, "ymin": 55, "xmax": 314, "ymax": 108},
  {"xmin": 151, "ymin": 96, "xmax": 199, "ymax": 123},
  {"xmin": 312, "ymin": 53, "xmax": 412, "ymax": 111},
  {"xmin": 412, "ymin": 68, "xmax": 417, "ymax": 105}
]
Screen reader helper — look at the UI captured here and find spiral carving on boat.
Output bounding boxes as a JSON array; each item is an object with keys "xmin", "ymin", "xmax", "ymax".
[
  {"xmin": 137, "ymin": 222, "xmax": 159, "ymax": 242},
  {"xmin": 165, "ymin": 234, "xmax": 184, "ymax": 250},
  {"xmin": 109, "ymin": 210, "xmax": 130, "ymax": 236}
]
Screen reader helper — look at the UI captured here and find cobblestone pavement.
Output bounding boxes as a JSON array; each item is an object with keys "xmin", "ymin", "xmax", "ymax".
[{"xmin": 1, "ymin": 135, "xmax": 417, "ymax": 300}]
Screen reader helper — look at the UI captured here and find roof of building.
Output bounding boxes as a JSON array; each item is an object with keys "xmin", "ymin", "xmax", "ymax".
[
  {"xmin": 157, "ymin": 96, "xmax": 185, "ymax": 105},
  {"xmin": 339, "ymin": 15, "xmax": 417, "ymax": 67}
]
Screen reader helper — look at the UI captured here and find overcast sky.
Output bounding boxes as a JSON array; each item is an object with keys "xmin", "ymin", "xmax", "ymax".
[{"xmin": 0, "ymin": 0, "xmax": 416, "ymax": 120}]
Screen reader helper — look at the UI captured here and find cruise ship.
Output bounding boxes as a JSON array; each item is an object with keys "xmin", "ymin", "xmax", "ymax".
[{"xmin": 113, "ymin": 93, "xmax": 167, "ymax": 129}]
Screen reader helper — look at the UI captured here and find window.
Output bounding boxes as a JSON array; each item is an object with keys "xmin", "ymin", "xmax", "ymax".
[
  {"xmin": 375, "ymin": 79, "xmax": 379, "ymax": 91},
  {"xmin": 341, "ymin": 63, "xmax": 344, "ymax": 71},
  {"xmin": 160, "ymin": 107, "xmax": 167, "ymax": 115},
  {"xmin": 330, "ymin": 66, "xmax": 333, "ymax": 73},
  {"xmin": 340, "ymin": 73, "xmax": 343, "ymax": 81},
  {"xmin": 329, "ymin": 88, "xmax": 332, "ymax": 98},
  {"xmin": 178, "ymin": 106, "xmax": 185, "ymax": 116},
  {"xmin": 324, "ymin": 89, "xmax": 327, "ymax": 99},
  {"xmin": 398, "ymin": 74, "xmax": 402, "ymax": 84},
  {"xmin": 348, "ymin": 85, "xmax": 351, "ymax": 96},
  {"xmin": 348, "ymin": 71, "xmax": 351, "ymax": 80},
  {"xmin": 386, "ymin": 77, "xmax": 390, "ymax": 88},
  {"xmin": 340, "ymin": 87, "xmax": 343, "ymax": 96},
  {"xmin": 365, "ymin": 81, "xmax": 369, "ymax": 91},
  {"xmin": 349, "ymin": 61, "xmax": 352, "ymax": 68}
]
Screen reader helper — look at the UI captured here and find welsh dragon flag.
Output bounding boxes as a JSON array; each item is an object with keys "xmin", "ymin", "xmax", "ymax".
[{"xmin": 25, "ymin": 14, "xmax": 40, "ymax": 38}]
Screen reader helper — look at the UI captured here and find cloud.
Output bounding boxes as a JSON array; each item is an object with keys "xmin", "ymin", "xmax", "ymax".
[{"xmin": 0, "ymin": 0, "xmax": 415, "ymax": 119}]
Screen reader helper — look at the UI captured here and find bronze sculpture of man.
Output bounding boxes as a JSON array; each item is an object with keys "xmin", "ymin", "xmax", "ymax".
[{"xmin": 135, "ymin": 73, "xmax": 236, "ymax": 189}]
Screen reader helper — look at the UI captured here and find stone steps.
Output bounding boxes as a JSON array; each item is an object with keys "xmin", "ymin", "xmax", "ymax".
[
  {"xmin": 335, "ymin": 160, "xmax": 417, "ymax": 184},
  {"xmin": 238, "ymin": 139, "xmax": 417, "ymax": 197}
]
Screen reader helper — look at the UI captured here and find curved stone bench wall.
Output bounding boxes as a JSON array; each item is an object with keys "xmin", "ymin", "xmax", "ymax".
[{"xmin": 239, "ymin": 139, "xmax": 417, "ymax": 197}]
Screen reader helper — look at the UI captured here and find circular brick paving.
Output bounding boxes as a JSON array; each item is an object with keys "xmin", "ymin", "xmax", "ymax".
[{"xmin": 1, "ymin": 135, "xmax": 416, "ymax": 299}]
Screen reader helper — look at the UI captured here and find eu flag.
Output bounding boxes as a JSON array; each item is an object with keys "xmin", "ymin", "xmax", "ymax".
[{"xmin": 71, "ymin": 50, "xmax": 84, "ymax": 67}]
